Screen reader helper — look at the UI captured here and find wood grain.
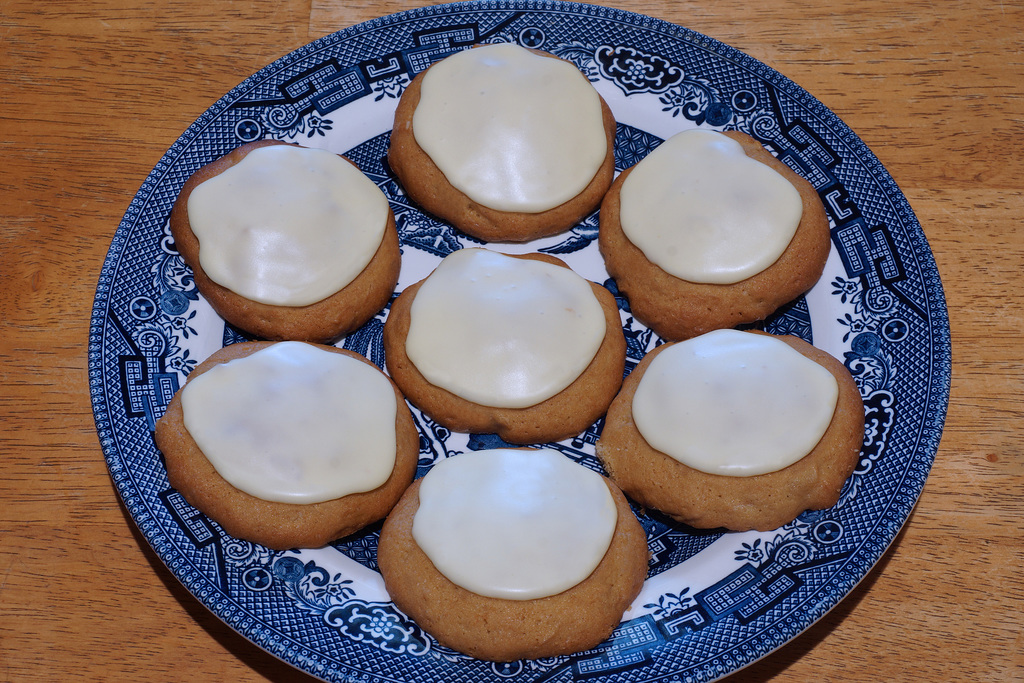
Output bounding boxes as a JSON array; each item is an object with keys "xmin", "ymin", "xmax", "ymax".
[{"xmin": 1, "ymin": 0, "xmax": 1021, "ymax": 681}]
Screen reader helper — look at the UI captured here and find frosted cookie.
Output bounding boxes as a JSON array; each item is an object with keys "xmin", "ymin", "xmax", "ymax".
[
  {"xmin": 596, "ymin": 329, "xmax": 864, "ymax": 531},
  {"xmin": 599, "ymin": 129, "xmax": 831, "ymax": 341},
  {"xmin": 169, "ymin": 140, "xmax": 400, "ymax": 343},
  {"xmin": 382, "ymin": 248, "xmax": 626, "ymax": 444},
  {"xmin": 377, "ymin": 448, "xmax": 649, "ymax": 661},
  {"xmin": 388, "ymin": 43, "xmax": 616, "ymax": 242},
  {"xmin": 154, "ymin": 341, "xmax": 419, "ymax": 550}
]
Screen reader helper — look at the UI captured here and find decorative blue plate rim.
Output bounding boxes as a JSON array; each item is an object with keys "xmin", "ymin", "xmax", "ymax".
[{"xmin": 89, "ymin": 2, "xmax": 951, "ymax": 682}]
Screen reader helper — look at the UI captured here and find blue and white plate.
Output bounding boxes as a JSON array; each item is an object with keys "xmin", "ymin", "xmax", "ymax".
[{"xmin": 89, "ymin": 2, "xmax": 951, "ymax": 681}]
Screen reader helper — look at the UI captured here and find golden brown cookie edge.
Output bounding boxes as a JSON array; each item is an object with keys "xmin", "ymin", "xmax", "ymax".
[
  {"xmin": 387, "ymin": 48, "xmax": 616, "ymax": 243},
  {"xmin": 377, "ymin": 460, "xmax": 649, "ymax": 661},
  {"xmin": 595, "ymin": 330, "xmax": 865, "ymax": 531},
  {"xmin": 169, "ymin": 141, "xmax": 400, "ymax": 344},
  {"xmin": 598, "ymin": 130, "xmax": 831, "ymax": 341},
  {"xmin": 154, "ymin": 341, "xmax": 419, "ymax": 550},
  {"xmin": 382, "ymin": 251, "xmax": 626, "ymax": 444}
]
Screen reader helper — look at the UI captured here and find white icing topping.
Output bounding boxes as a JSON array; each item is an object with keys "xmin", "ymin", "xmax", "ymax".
[
  {"xmin": 180, "ymin": 342, "xmax": 398, "ymax": 503},
  {"xmin": 411, "ymin": 448, "xmax": 618, "ymax": 600},
  {"xmin": 618, "ymin": 129, "xmax": 804, "ymax": 284},
  {"xmin": 186, "ymin": 145, "xmax": 390, "ymax": 306},
  {"xmin": 631, "ymin": 330, "xmax": 839, "ymax": 476},
  {"xmin": 405, "ymin": 248, "xmax": 606, "ymax": 409},
  {"xmin": 412, "ymin": 43, "xmax": 607, "ymax": 213}
]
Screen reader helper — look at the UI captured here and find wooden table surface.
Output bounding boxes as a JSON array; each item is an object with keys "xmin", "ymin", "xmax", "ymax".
[{"xmin": 2, "ymin": 0, "xmax": 1021, "ymax": 681}]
